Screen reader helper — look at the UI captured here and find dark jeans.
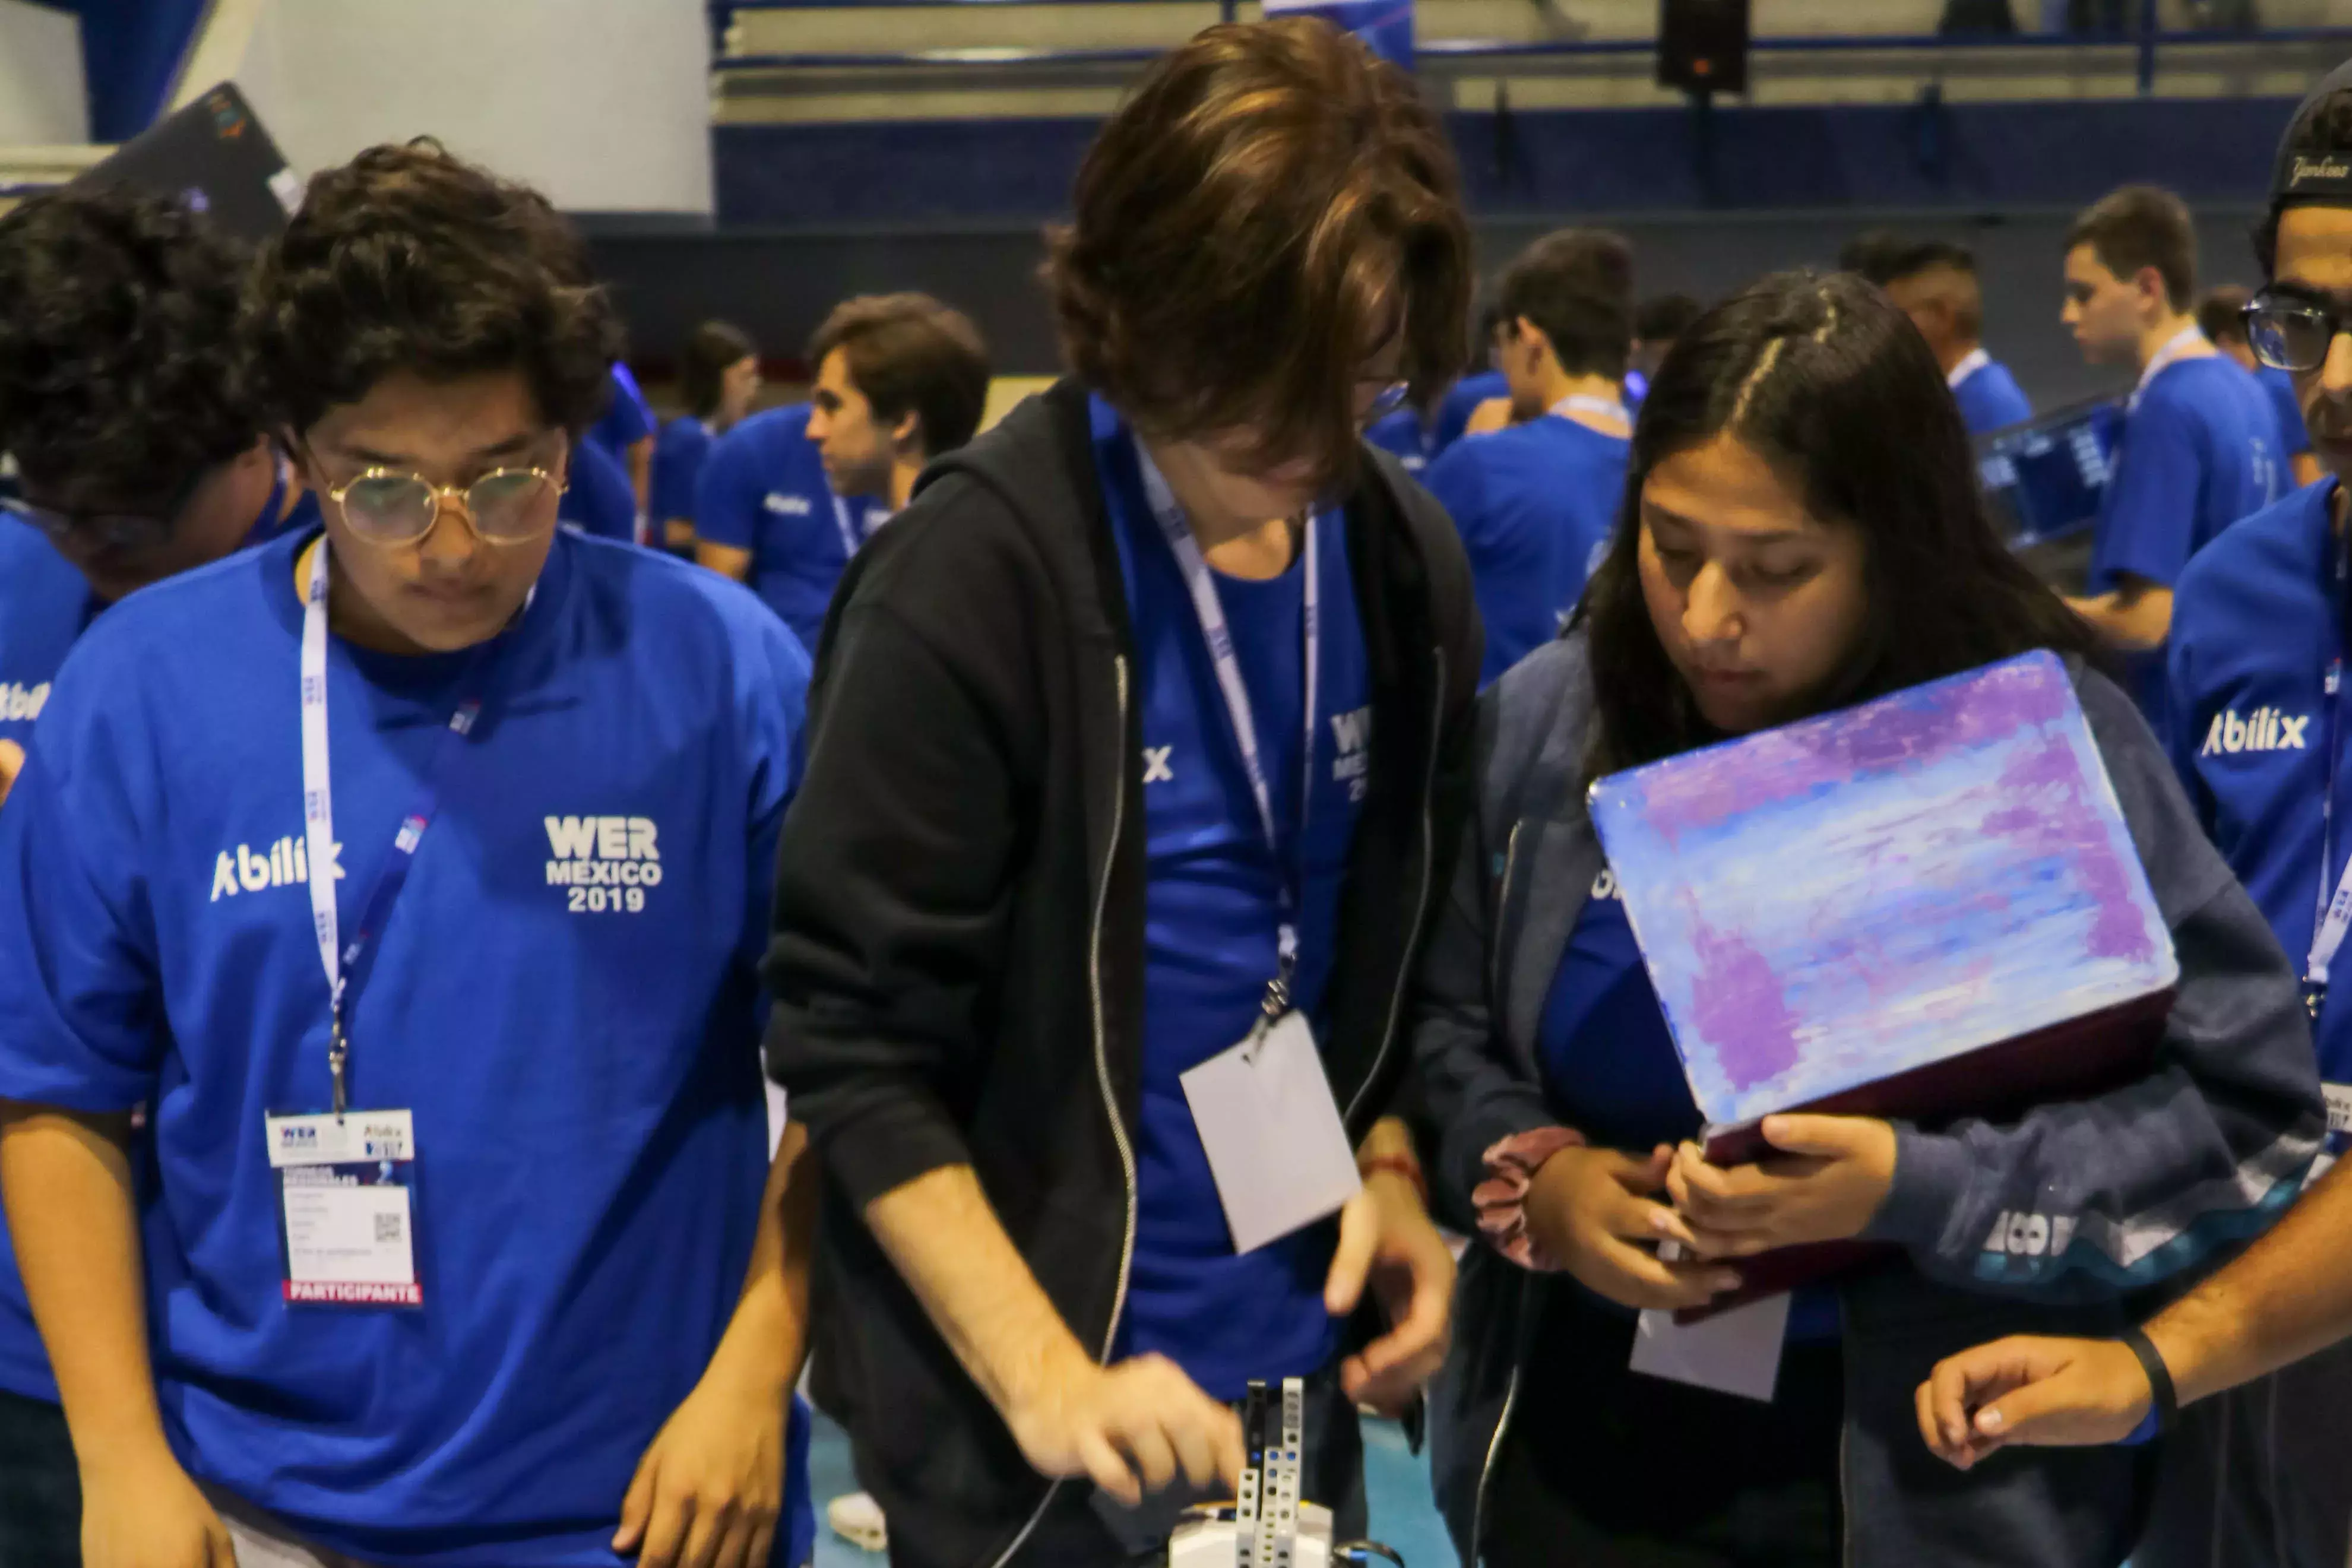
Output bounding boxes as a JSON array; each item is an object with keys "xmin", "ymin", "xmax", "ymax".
[
  {"xmin": 1485, "ymin": 1291, "xmax": 1845, "ymax": 1568},
  {"xmin": 0, "ymin": 1389, "xmax": 78, "ymax": 1568},
  {"xmin": 894, "ymin": 1376, "xmax": 1366, "ymax": 1568}
]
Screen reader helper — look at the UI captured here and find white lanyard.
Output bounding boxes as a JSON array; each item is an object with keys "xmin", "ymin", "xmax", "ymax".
[
  {"xmin": 2130, "ymin": 327, "xmax": 2206, "ymax": 413},
  {"xmin": 2309, "ymin": 511, "xmax": 2352, "ymax": 1007},
  {"xmin": 831, "ymin": 496, "xmax": 863, "ymax": 559},
  {"xmin": 299, "ymin": 540, "xmax": 503, "ymax": 1115},
  {"xmin": 1947, "ymin": 347, "xmax": 1991, "ymax": 391},
  {"xmin": 1134, "ymin": 438, "xmax": 1320, "ymax": 1012},
  {"xmin": 1551, "ymin": 394, "xmax": 1631, "ymax": 429}
]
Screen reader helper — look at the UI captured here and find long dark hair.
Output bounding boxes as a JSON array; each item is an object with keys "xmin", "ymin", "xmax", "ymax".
[
  {"xmin": 680, "ymin": 319, "xmax": 755, "ymax": 422},
  {"xmin": 1578, "ymin": 270, "xmax": 2099, "ymax": 781}
]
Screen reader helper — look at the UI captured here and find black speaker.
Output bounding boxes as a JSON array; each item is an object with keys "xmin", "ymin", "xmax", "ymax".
[{"xmin": 1658, "ymin": 0, "xmax": 1751, "ymax": 94}]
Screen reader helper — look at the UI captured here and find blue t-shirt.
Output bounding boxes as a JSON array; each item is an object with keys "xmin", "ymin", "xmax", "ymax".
[
  {"xmin": 1537, "ymin": 869, "xmax": 1839, "ymax": 1338},
  {"xmin": 585, "ymin": 362, "xmax": 656, "ymax": 463},
  {"xmin": 1433, "ymin": 370, "xmax": 1510, "ymax": 456},
  {"xmin": 2092, "ymin": 354, "xmax": 2283, "ymax": 734},
  {"xmin": 1426, "ymin": 414, "xmax": 1630, "ymax": 688},
  {"xmin": 1092, "ymin": 397, "xmax": 1373, "ymax": 1402},
  {"xmin": 1952, "ymin": 357, "xmax": 2034, "ymax": 436},
  {"xmin": 1363, "ymin": 408, "xmax": 1434, "ymax": 476},
  {"xmin": 0, "ymin": 515, "xmax": 91, "ymax": 771},
  {"xmin": 652, "ymin": 416, "xmax": 715, "ymax": 533},
  {"xmin": 0, "ymin": 529, "xmax": 813, "ymax": 1564},
  {"xmin": 2261, "ymin": 365, "xmax": 2313, "ymax": 460},
  {"xmin": 561, "ymin": 438, "xmax": 640, "ymax": 546},
  {"xmin": 694, "ymin": 403, "xmax": 889, "ymax": 658},
  {"xmin": 2167, "ymin": 479, "xmax": 2352, "ymax": 1148}
]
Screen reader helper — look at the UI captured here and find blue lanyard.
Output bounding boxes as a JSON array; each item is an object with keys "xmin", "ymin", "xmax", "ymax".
[{"xmin": 299, "ymin": 539, "xmax": 514, "ymax": 1116}]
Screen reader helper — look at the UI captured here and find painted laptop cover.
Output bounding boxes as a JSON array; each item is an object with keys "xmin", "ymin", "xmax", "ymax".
[{"xmin": 1588, "ymin": 652, "xmax": 2179, "ymax": 1311}]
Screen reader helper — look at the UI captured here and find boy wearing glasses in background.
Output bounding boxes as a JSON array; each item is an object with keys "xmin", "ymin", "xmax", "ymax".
[
  {"xmin": 1423, "ymin": 228, "xmax": 1637, "ymax": 688},
  {"xmin": 0, "ymin": 142, "xmax": 816, "ymax": 1568},
  {"xmin": 0, "ymin": 182, "xmax": 312, "ymax": 1562},
  {"xmin": 1917, "ymin": 65, "xmax": 2352, "ymax": 1568}
]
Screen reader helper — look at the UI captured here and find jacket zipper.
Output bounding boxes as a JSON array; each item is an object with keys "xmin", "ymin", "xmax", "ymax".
[
  {"xmin": 1470, "ymin": 1356, "xmax": 1525, "ymax": 1564},
  {"xmin": 1490, "ymin": 819, "xmax": 1525, "ymax": 1022},
  {"xmin": 1346, "ymin": 645, "xmax": 1446, "ymax": 1124},
  {"xmin": 986, "ymin": 653, "xmax": 1137, "ymax": 1568}
]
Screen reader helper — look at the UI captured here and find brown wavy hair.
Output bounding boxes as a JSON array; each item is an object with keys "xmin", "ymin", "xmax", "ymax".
[{"xmin": 1044, "ymin": 17, "xmax": 1471, "ymax": 487}]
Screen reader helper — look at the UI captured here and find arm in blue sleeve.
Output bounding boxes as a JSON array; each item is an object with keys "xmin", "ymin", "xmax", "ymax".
[
  {"xmin": 1428, "ymin": 444, "xmax": 1549, "ymax": 688},
  {"xmin": 0, "ymin": 693, "xmax": 165, "ymax": 1113},
  {"xmin": 2093, "ymin": 395, "xmax": 2204, "ymax": 592},
  {"xmin": 694, "ymin": 427, "xmax": 765, "ymax": 553}
]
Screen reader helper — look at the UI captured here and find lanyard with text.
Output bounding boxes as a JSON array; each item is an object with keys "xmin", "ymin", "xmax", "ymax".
[
  {"xmin": 1135, "ymin": 438, "xmax": 1321, "ymax": 1017},
  {"xmin": 299, "ymin": 539, "xmax": 506, "ymax": 1117},
  {"xmin": 1552, "ymin": 394, "xmax": 1631, "ymax": 427},
  {"xmin": 2129, "ymin": 326, "xmax": 2207, "ymax": 413},
  {"xmin": 2310, "ymin": 508, "xmax": 2352, "ymax": 1018},
  {"xmin": 831, "ymin": 496, "xmax": 864, "ymax": 559}
]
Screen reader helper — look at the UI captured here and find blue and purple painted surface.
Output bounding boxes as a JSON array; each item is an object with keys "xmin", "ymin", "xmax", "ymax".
[{"xmin": 1588, "ymin": 651, "xmax": 2177, "ymax": 1129}]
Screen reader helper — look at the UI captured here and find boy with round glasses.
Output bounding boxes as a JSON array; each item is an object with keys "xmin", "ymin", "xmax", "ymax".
[
  {"xmin": 0, "ymin": 141, "xmax": 816, "ymax": 1568},
  {"xmin": 1917, "ymin": 64, "xmax": 2352, "ymax": 1568}
]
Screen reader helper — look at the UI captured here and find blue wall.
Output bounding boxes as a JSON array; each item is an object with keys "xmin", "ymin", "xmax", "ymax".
[
  {"xmin": 717, "ymin": 95, "xmax": 2304, "ymax": 229},
  {"xmin": 27, "ymin": 0, "xmax": 211, "ymax": 142}
]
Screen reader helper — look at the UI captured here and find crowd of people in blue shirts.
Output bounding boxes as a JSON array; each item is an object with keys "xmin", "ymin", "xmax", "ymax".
[{"xmin": 7, "ymin": 18, "xmax": 2352, "ymax": 1568}]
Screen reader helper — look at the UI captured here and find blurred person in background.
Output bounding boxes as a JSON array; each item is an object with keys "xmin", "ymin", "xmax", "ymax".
[
  {"xmin": 2205, "ymin": 283, "xmax": 2325, "ymax": 488},
  {"xmin": 1426, "ymin": 229, "xmax": 1636, "ymax": 685},
  {"xmin": 560, "ymin": 432, "xmax": 644, "ymax": 545},
  {"xmin": 764, "ymin": 19, "xmax": 1477, "ymax": 1566},
  {"xmin": 654, "ymin": 321, "xmax": 762, "ymax": 556},
  {"xmin": 1432, "ymin": 300, "xmax": 1514, "ymax": 449},
  {"xmin": 694, "ymin": 294, "xmax": 985, "ymax": 657},
  {"xmin": 2060, "ymin": 183, "xmax": 2283, "ymax": 739},
  {"xmin": 587, "ymin": 358, "xmax": 659, "ymax": 525},
  {"xmin": 0, "ymin": 179, "xmax": 306, "ymax": 1567},
  {"xmin": 1628, "ymin": 292, "xmax": 1704, "ymax": 408},
  {"xmin": 0, "ymin": 142, "xmax": 818, "ymax": 1568},
  {"xmin": 1846, "ymin": 233, "xmax": 2034, "ymax": 434},
  {"xmin": 1921, "ymin": 70, "xmax": 2352, "ymax": 1568}
]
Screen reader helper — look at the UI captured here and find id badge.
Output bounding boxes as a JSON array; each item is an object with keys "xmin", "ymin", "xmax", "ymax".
[
  {"xmin": 1179, "ymin": 1011, "xmax": 1361, "ymax": 1256},
  {"xmin": 264, "ymin": 1110, "xmax": 423, "ymax": 1308}
]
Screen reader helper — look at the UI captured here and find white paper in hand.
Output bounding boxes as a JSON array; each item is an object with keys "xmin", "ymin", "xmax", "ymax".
[
  {"xmin": 1180, "ymin": 1011, "xmax": 1362, "ymax": 1255},
  {"xmin": 1629, "ymin": 1247, "xmax": 1790, "ymax": 1403}
]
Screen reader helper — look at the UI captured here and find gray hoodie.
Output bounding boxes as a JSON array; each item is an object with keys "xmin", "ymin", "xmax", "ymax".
[{"xmin": 1411, "ymin": 633, "xmax": 2325, "ymax": 1567}]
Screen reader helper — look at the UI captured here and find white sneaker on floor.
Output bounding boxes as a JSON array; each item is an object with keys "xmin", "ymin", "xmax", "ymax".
[{"xmin": 828, "ymin": 1491, "xmax": 888, "ymax": 1554}]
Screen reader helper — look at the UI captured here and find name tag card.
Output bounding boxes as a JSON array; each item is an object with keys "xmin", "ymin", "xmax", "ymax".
[
  {"xmin": 1180, "ymin": 1012, "xmax": 1362, "ymax": 1255},
  {"xmin": 265, "ymin": 1110, "xmax": 423, "ymax": 1308}
]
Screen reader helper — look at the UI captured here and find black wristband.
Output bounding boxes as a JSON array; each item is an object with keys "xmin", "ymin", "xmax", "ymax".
[{"xmin": 2119, "ymin": 1325, "xmax": 2180, "ymax": 1436}]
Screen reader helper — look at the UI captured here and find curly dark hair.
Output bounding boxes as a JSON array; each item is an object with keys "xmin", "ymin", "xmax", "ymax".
[
  {"xmin": 0, "ymin": 185, "xmax": 261, "ymax": 504},
  {"xmin": 1578, "ymin": 271, "xmax": 2099, "ymax": 782},
  {"xmin": 245, "ymin": 140, "xmax": 622, "ymax": 440}
]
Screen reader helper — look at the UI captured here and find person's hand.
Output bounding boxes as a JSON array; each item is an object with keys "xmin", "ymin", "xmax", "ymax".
[
  {"xmin": 1525, "ymin": 1143, "xmax": 1742, "ymax": 1312},
  {"xmin": 1324, "ymin": 1171, "xmax": 1455, "ymax": 1415},
  {"xmin": 0, "ymin": 739, "xmax": 23, "ymax": 808},
  {"xmin": 1005, "ymin": 1347, "xmax": 1245, "ymax": 1508},
  {"xmin": 81, "ymin": 1447, "xmax": 235, "ymax": 1568},
  {"xmin": 1669, "ymin": 1115, "xmax": 1897, "ymax": 1259},
  {"xmin": 613, "ymin": 1366, "xmax": 788, "ymax": 1568},
  {"xmin": 1917, "ymin": 1336, "xmax": 2154, "ymax": 1471}
]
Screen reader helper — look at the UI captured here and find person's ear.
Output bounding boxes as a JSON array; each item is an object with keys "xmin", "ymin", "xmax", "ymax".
[
  {"xmin": 893, "ymin": 409, "xmax": 922, "ymax": 455},
  {"xmin": 2134, "ymin": 266, "xmax": 2170, "ymax": 317}
]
